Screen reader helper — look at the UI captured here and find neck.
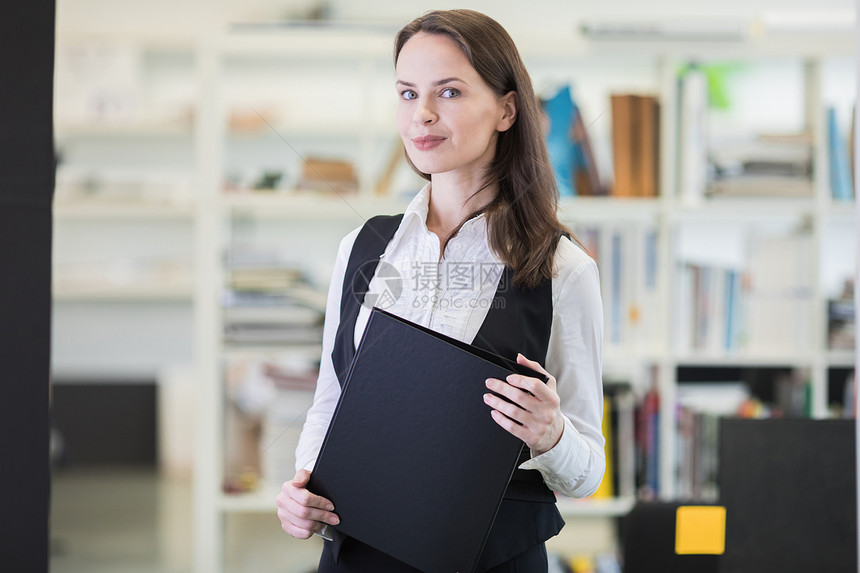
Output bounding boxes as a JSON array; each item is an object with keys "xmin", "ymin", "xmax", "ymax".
[{"xmin": 425, "ymin": 173, "xmax": 497, "ymax": 239}]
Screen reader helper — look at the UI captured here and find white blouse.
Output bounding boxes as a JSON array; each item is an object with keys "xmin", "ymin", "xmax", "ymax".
[{"xmin": 295, "ymin": 184, "xmax": 606, "ymax": 498}]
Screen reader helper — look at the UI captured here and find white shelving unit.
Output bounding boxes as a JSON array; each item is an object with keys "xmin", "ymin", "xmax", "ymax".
[
  {"xmin": 54, "ymin": 23, "xmax": 853, "ymax": 573},
  {"xmin": 52, "ymin": 35, "xmax": 199, "ymax": 380},
  {"xmin": 53, "ymin": 199, "xmax": 195, "ymax": 220}
]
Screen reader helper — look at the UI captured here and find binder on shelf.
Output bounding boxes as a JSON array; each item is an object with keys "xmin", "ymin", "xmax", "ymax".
[
  {"xmin": 611, "ymin": 94, "xmax": 635, "ymax": 197},
  {"xmin": 592, "ymin": 398, "xmax": 615, "ymax": 499},
  {"xmin": 611, "ymin": 93, "xmax": 660, "ymax": 197},
  {"xmin": 307, "ymin": 307, "xmax": 548, "ymax": 573},
  {"xmin": 543, "ymin": 85, "xmax": 576, "ymax": 196}
]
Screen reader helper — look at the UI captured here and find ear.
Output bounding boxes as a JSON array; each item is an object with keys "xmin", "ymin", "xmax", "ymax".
[{"xmin": 496, "ymin": 91, "xmax": 518, "ymax": 132}]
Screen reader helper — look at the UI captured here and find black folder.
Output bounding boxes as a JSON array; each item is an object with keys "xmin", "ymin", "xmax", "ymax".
[{"xmin": 307, "ymin": 307, "xmax": 547, "ymax": 573}]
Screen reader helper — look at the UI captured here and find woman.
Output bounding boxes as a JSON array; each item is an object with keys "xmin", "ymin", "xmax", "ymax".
[{"xmin": 277, "ymin": 9, "xmax": 605, "ymax": 572}]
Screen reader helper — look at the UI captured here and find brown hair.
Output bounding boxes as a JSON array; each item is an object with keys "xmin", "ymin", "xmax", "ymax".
[{"xmin": 394, "ymin": 9, "xmax": 571, "ymax": 289}]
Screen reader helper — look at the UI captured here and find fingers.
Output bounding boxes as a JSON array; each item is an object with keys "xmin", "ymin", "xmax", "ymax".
[
  {"xmin": 484, "ymin": 355, "xmax": 563, "ymax": 453},
  {"xmin": 484, "ymin": 382, "xmax": 563, "ymax": 453},
  {"xmin": 276, "ymin": 474, "xmax": 339, "ymax": 540},
  {"xmin": 516, "ymin": 353, "xmax": 557, "ymax": 393},
  {"xmin": 484, "ymin": 378, "xmax": 558, "ymax": 427},
  {"xmin": 485, "ymin": 371, "xmax": 558, "ymax": 409},
  {"xmin": 277, "ymin": 500, "xmax": 318, "ymax": 539},
  {"xmin": 291, "ymin": 468, "xmax": 311, "ymax": 487},
  {"xmin": 516, "ymin": 352, "xmax": 548, "ymax": 376},
  {"xmin": 278, "ymin": 496, "xmax": 340, "ymax": 535},
  {"xmin": 489, "ymin": 407, "xmax": 530, "ymax": 443},
  {"xmin": 286, "ymin": 477, "xmax": 335, "ymax": 513}
]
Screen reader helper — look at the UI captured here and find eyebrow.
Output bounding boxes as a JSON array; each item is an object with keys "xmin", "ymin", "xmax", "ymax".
[{"xmin": 396, "ymin": 77, "xmax": 466, "ymax": 88}]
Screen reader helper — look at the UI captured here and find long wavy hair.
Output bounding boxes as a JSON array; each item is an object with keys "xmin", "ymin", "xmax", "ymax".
[{"xmin": 394, "ymin": 9, "xmax": 571, "ymax": 289}]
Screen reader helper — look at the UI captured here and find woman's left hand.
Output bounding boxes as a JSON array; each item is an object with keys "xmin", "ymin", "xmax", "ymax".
[{"xmin": 483, "ymin": 353, "xmax": 564, "ymax": 456}]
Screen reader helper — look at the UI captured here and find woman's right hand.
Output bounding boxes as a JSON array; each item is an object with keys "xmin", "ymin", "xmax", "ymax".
[{"xmin": 276, "ymin": 469, "xmax": 340, "ymax": 539}]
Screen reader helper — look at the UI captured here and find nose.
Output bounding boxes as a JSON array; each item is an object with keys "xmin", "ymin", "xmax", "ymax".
[{"xmin": 414, "ymin": 100, "xmax": 437, "ymax": 125}]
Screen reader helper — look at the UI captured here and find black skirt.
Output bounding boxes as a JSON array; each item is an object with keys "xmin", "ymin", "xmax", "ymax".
[{"xmin": 316, "ymin": 536, "xmax": 548, "ymax": 573}]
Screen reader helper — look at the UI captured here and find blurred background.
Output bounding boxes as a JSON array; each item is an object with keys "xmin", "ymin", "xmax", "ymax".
[{"xmin": 50, "ymin": 1, "xmax": 856, "ymax": 572}]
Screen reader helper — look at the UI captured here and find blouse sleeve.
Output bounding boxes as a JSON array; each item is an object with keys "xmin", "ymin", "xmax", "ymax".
[
  {"xmin": 518, "ymin": 243, "xmax": 606, "ymax": 498},
  {"xmin": 294, "ymin": 227, "xmax": 360, "ymax": 473}
]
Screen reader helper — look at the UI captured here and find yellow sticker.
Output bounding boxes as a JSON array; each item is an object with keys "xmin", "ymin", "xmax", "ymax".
[{"xmin": 675, "ymin": 505, "xmax": 726, "ymax": 555}]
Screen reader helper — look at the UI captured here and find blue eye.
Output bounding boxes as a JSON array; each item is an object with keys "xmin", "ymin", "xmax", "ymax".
[
  {"xmin": 401, "ymin": 90, "xmax": 417, "ymax": 100},
  {"xmin": 441, "ymin": 88, "xmax": 460, "ymax": 98}
]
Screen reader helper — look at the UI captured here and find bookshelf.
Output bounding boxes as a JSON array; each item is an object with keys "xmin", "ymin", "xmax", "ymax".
[
  {"xmin": 52, "ymin": 34, "xmax": 198, "ymax": 341},
  {"xmin": 53, "ymin": 21, "xmax": 854, "ymax": 573},
  {"xmin": 196, "ymin": 27, "xmax": 855, "ymax": 573}
]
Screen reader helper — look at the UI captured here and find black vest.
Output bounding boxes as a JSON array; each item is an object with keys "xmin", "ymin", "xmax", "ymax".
[{"xmin": 328, "ymin": 215, "xmax": 564, "ymax": 571}]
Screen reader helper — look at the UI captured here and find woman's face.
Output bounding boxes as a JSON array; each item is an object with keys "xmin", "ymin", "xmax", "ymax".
[{"xmin": 395, "ymin": 32, "xmax": 516, "ymax": 180}]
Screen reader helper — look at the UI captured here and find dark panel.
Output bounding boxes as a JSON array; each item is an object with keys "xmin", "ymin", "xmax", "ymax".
[
  {"xmin": 621, "ymin": 501, "xmax": 720, "ymax": 573},
  {"xmin": 52, "ymin": 383, "xmax": 158, "ymax": 466},
  {"xmin": 719, "ymin": 419, "xmax": 857, "ymax": 573},
  {"xmin": 0, "ymin": 0, "xmax": 55, "ymax": 570}
]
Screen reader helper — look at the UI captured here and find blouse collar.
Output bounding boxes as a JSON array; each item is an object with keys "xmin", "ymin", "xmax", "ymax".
[{"xmin": 402, "ymin": 183, "xmax": 489, "ymax": 232}]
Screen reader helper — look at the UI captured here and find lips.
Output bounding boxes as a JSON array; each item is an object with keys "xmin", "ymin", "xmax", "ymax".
[{"xmin": 411, "ymin": 136, "xmax": 446, "ymax": 151}]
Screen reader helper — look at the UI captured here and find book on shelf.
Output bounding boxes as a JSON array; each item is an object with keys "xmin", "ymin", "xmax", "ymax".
[
  {"xmin": 225, "ymin": 251, "xmax": 324, "ymax": 298},
  {"xmin": 674, "ymin": 368, "xmax": 816, "ymax": 502},
  {"xmin": 851, "ymin": 104, "xmax": 855, "ymax": 189},
  {"xmin": 842, "ymin": 374, "xmax": 856, "ymax": 418},
  {"xmin": 674, "ymin": 264, "xmax": 745, "ymax": 355},
  {"xmin": 674, "ymin": 230, "xmax": 811, "ymax": 356},
  {"xmin": 706, "ymin": 176, "xmax": 813, "ymax": 197},
  {"xmin": 223, "ymin": 322, "xmax": 324, "ymax": 345},
  {"xmin": 571, "ymin": 89, "xmax": 604, "ymax": 196},
  {"xmin": 676, "ymin": 406, "xmax": 720, "ymax": 501},
  {"xmin": 706, "ymin": 133, "xmax": 814, "ymax": 198},
  {"xmin": 675, "ymin": 382, "xmax": 749, "ymax": 501},
  {"xmin": 223, "ymin": 252, "xmax": 327, "ymax": 345},
  {"xmin": 229, "ymin": 267, "xmax": 305, "ymax": 292},
  {"xmin": 744, "ymin": 231, "xmax": 813, "ymax": 356},
  {"xmin": 223, "ymin": 304, "xmax": 322, "ymax": 325},
  {"xmin": 637, "ymin": 95, "xmax": 660, "ymax": 198},
  {"xmin": 223, "ymin": 291, "xmax": 324, "ymax": 345},
  {"xmin": 677, "ymin": 66, "xmax": 708, "ymax": 204},
  {"xmin": 227, "ymin": 247, "xmax": 309, "ymax": 278},
  {"xmin": 635, "ymin": 382, "xmax": 660, "ymax": 499},
  {"xmin": 610, "ymin": 93, "xmax": 660, "ymax": 197},
  {"xmin": 592, "ymin": 382, "xmax": 636, "ymax": 500},
  {"xmin": 773, "ymin": 371, "xmax": 813, "ymax": 418},
  {"xmin": 743, "ymin": 373, "xmax": 812, "ymax": 419},
  {"xmin": 297, "ymin": 157, "xmax": 358, "ymax": 195},
  {"xmin": 827, "ymin": 296, "xmax": 855, "ymax": 351},
  {"xmin": 592, "ymin": 399, "xmax": 614, "ymax": 499},
  {"xmin": 827, "ymin": 106, "xmax": 854, "ymax": 201},
  {"xmin": 542, "ymin": 85, "xmax": 603, "ymax": 197},
  {"xmin": 610, "ymin": 94, "xmax": 633, "ymax": 197},
  {"xmin": 542, "ymin": 85, "xmax": 576, "ymax": 197},
  {"xmin": 576, "ymin": 223, "xmax": 660, "ymax": 353}
]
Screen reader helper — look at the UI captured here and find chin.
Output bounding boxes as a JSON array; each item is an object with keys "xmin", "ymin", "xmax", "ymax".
[{"xmin": 405, "ymin": 156, "xmax": 444, "ymax": 177}]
